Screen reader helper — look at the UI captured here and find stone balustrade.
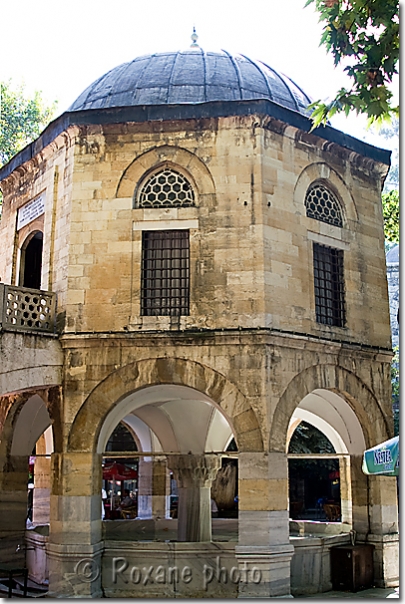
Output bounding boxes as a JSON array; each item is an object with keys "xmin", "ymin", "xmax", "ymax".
[{"xmin": 0, "ymin": 284, "xmax": 56, "ymax": 334}]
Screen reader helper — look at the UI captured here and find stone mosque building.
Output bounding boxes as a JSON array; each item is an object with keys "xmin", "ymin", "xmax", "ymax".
[{"xmin": 0, "ymin": 37, "xmax": 399, "ymax": 598}]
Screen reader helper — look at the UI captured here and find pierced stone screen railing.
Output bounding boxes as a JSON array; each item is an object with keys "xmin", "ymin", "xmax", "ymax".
[{"xmin": 0, "ymin": 284, "xmax": 56, "ymax": 334}]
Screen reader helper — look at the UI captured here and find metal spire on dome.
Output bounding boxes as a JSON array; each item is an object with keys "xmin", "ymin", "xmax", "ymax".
[{"xmin": 190, "ymin": 26, "xmax": 199, "ymax": 48}]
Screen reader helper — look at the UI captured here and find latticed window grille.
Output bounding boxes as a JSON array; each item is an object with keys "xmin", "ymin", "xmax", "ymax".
[
  {"xmin": 305, "ymin": 183, "xmax": 343, "ymax": 227},
  {"xmin": 137, "ymin": 169, "xmax": 195, "ymax": 208},
  {"xmin": 141, "ymin": 230, "xmax": 190, "ymax": 316},
  {"xmin": 2, "ymin": 285, "xmax": 56, "ymax": 333},
  {"xmin": 313, "ymin": 243, "xmax": 346, "ymax": 327}
]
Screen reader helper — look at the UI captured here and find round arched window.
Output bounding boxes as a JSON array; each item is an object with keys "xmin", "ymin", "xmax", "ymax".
[
  {"xmin": 305, "ymin": 183, "xmax": 343, "ymax": 227},
  {"xmin": 137, "ymin": 168, "xmax": 195, "ymax": 208}
]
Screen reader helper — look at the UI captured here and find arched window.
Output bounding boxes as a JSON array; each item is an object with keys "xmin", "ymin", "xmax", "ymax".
[
  {"xmin": 105, "ymin": 422, "xmax": 138, "ymax": 452},
  {"xmin": 137, "ymin": 168, "xmax": 195, "ymax": 209},
  {"xmin": 20, "ymin": 232, "xmax": 43, "ymax": 290},
  {"xmin": 305, "ymin": 183, "xmax": 343, "ymax": 227}
]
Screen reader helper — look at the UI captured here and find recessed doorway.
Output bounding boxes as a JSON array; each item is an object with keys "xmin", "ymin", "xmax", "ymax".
[{"xmin": 20, "ymin": 232, "xmax": 43, "ymax": 289}]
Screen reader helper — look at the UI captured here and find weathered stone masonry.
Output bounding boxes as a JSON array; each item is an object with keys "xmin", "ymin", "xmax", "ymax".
[{"xmin": 0, "ymin": 49, "xmax": 398, "ymax": 597}]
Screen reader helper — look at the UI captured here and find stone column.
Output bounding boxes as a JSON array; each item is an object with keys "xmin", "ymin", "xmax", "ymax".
[
  {"xmin": 367, "ymin": 474, "xmax": 399, "ymax": 588},
  {"xmin": 47, "ymin": 452, "xmax": 103, "ymax": 598},
  {"xmin": 137, "ymin": 458, "xmax": 153, "ymax": 519},
  {"xmin": 349, "ymin": 455, "xmax": 369, "ymax": 536},
  {"xmin": 168, "ymin": 454, "xmax": 221, "ymax": 542},
  {"xmin": 138, "ymin": 457, "xmax": 170, "ymax": 519},
  {"xmin": 0, "ymin": 455, "xmax": 29, "ymax": 565},
  {"xmin": 236, "ymin": 452, "xmax": 294, "ymax": 598},
  {"xmin": 152, "ymin": 457, "xmax": 170, "ymax": 519},
  {"xmin": 33, "ymin": 435, "xmax": 51, "ymax": 524},
  {"xmin": 339, "ymin": 455, "xmax": 352, "ymax": 525}
]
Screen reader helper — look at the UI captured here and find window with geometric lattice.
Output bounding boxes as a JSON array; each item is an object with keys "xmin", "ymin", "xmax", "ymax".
[
  {"xmin": 141, "ymin": 230, "xmax": 190, "ymax": 316},
  {"xmin": 313, "ymin": 243, "xmax": 346, "ymax": 327},
  {"xmin": 305, "ymin": 183, "xmax": 343, "ymax": 227},
  {"xmin": 137, "ymin": 169, "xmax": 195, "ymax": 209}
]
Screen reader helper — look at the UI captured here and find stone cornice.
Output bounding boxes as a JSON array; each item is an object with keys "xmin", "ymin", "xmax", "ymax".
[
  {"xmin": 57, "ymin": 327, "xmax": 393, "ymax": 359},
  {"xmin": 0, "ymin": 100, "xmax": 391, "ymax": 184}
]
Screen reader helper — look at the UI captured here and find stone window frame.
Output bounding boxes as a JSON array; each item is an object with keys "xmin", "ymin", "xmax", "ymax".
[
  {"xmin": 301, "ymin": 174, "xmax": 350, "ymax": 332},
  {"xmin": 307, "ymin": 232, "xmax": 350, "ymax": 334},
  {"xmin": 312, "ymin": 241, "xmax": 346, "ymax": 328},
  {"xmin": 140, "ymin": 229, "xmax": 190, "ymax": 317},
  {"xmin": 14, "ymin": 223, "xmax": 45, "ymax": 290}
]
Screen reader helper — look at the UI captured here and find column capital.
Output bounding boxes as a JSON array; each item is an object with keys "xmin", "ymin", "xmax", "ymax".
[{"xmin": 167, "ymin": 454, "xmax": 221, "ymax": 488}]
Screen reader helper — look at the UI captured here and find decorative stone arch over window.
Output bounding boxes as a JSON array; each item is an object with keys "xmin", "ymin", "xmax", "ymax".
[
  {"xmin": 305, "ymin": 181, "xmax": 343, "ymax": 227},
  {"xmin": 115, "ymin": 144, "xmax": 215, "ymax": 202},
  {"xmin": 135, "ymin": 167, "xmax": 196, "ymax": 209},
  {"xmin": 293, "ymin": 162, "xmax": 358, "ymax": 226}
]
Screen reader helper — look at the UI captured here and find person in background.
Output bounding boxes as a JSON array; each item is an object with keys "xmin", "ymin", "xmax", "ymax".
[
  {"xmin": 101, "ymin": 488, "xmax": 107, "ymax": 519},
  {"xmin": 119, "ymin": 489, "xmax": 133, "ymax": 510},
  {"xmin": 211, "ymin": 498, "xmax": 218, "ymax": 517},
  {"xmin": 112, "ymin": 492, "xmax": 121, "ymax": 510}
]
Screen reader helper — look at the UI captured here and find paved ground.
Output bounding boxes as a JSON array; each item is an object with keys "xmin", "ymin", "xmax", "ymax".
[{"xmin": 296, "ymin": 587, "xmax": 399, "ymax": 598}]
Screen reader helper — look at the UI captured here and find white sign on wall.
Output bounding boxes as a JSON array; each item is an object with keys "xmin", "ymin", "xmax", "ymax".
[{"xmin": 17, "ymin": 193, "xmax": 45, "ymax": 231}]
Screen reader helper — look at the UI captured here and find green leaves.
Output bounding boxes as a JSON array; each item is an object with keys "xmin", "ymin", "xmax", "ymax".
[
  {"xmin": 306, "ymin": 0, "xmax": 399, "ymax": 127},
  {"xmin": 381, "ymin": 189, "xmax": 399, "ymax": 243},
  {"xmin": 0, "ymin": 81, "xmax": 57, "ymax": 167}
]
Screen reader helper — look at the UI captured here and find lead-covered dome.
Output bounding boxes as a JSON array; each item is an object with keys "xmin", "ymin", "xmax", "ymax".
[{"xmin": 69, "ymin": 49, "xmax": 312, "ymax": 116}]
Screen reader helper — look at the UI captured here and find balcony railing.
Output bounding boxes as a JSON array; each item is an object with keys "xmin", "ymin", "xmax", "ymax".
[{"xmin": 0, "ymin": 284, "xmax": 56, "ymax": 334}]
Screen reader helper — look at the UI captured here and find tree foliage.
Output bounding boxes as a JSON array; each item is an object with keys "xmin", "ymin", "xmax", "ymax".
[
  {"xmin": 288, "ymin": 421, "xmax": 336, "ymax": 454},
  {"xmin": 306, "ymin": 0, "xmax": 399, "ymax": 127},
  {"xmin": 0, "ymin": 81, "xmax": 57, "ymax": 167},
  {"xmin": 382, "ymin": 189, "xmax": 399, "ymax": 243},
  {"xmin": 391, "ymin": 347, "xmax": 399, "ymax": 436},
  {"xmin": 380, "ymin": 117, "xmax": 399, "ymax": 190}
]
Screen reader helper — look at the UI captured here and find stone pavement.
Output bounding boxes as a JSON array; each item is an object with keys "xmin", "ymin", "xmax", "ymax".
[{"xmin": 295, "ymin": 587, "xmax": 399, "ymax": 598}]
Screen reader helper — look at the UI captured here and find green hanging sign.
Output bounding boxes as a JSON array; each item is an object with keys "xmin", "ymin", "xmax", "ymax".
[{"xmin": 362, "ymin": 436, "xmax": 399, "ymax": 477}]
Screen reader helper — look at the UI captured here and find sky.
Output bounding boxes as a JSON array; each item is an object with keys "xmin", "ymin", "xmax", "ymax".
[{"xmin": 1, "ymin": 0, "xmax": 398, "ymax": 149}]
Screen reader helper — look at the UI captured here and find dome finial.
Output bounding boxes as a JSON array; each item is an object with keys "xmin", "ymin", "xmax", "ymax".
[{"xmin": 190, "ymin": 26, "xmax": 199, "ymax": 48}]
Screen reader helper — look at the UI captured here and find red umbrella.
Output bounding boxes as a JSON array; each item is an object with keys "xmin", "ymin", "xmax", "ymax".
[
  {"xmin": 103, "ymin": 462, "xmax": 138, "ymax": 481},
  {"xmin": 103, "ymin": 462, "xmax": 138, "ymax": 514}
]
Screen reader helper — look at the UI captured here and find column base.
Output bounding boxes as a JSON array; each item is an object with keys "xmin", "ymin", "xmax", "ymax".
[
  {"xmin": 366, "ymin": 533, "xmax": 399, "ymax": 588},
  {"xmin": 235, "ymin": 544, "xmax": 294, "ymax": 598},
  {"xmin": 46, "ymin": 541, "xmax": 104, "ymax": 598}
]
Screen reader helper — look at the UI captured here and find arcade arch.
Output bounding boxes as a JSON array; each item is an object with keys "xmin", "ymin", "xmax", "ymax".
[
  {"xmin": 68, "ymin": 357, "xmax": 262, "ymax": 454},
  {"xmin": 276, "ymin": 367, "xmax": 392, "ymax": 538},
  {"xmin": 287, "ymin": 389, "xmax": 366, "ymax": 456},
  {"xmin": 270, "ymin": 364, "xmax": 390, "ymax": 453},
  {"xmin": 10, "ymin": 394, "xmax": 52, "ymax": 457},
  {"xmin": 0, "ymin": 393, "xmax": 54, "ymax": 568},
  {"xmin": 98, "ymin": 383, "xmax": 237, "ymax": 538},
  {"xmin": 285, "ymin": 389, "xmax": 367, "ymax": 525},
  {"xmin": 98, "ymin": 384, "xmax": 234, "ymax": 455}
]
